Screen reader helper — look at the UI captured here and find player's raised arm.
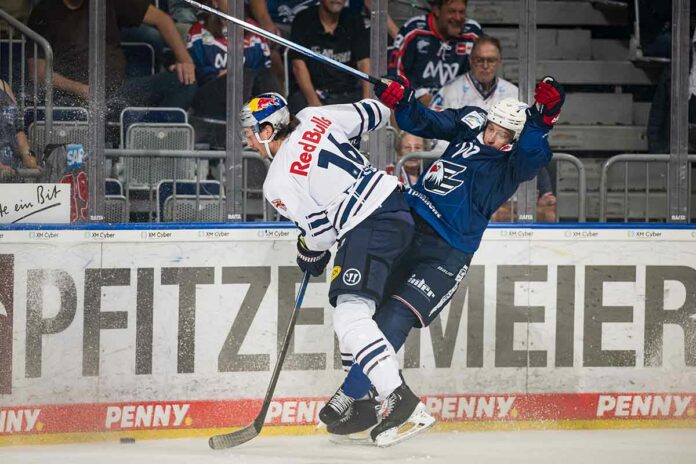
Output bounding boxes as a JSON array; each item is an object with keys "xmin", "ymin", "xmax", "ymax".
[
  {"xmin": 508, "ymin": 77, "xmax": 566, "ymax": 184},
  {"xmin": 374, "ymin": 76, "xmax": 471, "ymax": 142},
  {"xmin": 306, "ymin": 99, "xmax": 391, "ymax": 141}
]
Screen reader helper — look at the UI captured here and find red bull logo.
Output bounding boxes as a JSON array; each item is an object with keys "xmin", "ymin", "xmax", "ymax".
[{"xmin": 251, "ymin": 95, "xmax": 280, "ymax": 112}]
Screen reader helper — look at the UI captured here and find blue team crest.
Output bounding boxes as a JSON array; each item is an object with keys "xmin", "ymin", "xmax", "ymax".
[{"xmin": 423, "ymin": 159, "xmax": 467, "ymax": 195}]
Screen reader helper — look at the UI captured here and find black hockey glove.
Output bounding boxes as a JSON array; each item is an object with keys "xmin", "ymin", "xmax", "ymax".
[
  {"xmin": 296, "ymin": 236, "xmax": 331, "ymax": 277},
  {"xmin": 374, "ymin": 75, "xmax": 414, "ymax": 110},
  {"xmin": 527, "ymin": 76, "xmax": 566, "ymax": 128}
]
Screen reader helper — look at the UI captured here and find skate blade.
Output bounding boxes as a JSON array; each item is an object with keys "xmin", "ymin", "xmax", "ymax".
[
  {"xmin": 374, "ymin": 402, "xmax": 436, "ymax": 448},
  {"xmin": 328, "ymin": 430, "xmax": 374, "ymax": 447}
]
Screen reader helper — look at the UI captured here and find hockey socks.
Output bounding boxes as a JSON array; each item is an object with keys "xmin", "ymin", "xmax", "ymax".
[
  {"xmin": 333, "ymin": 294, "xmax": 401, "ymax": 398},
  {"xmin": 342, "ymin": 297, "xmax": 418, "ymax": 399}
]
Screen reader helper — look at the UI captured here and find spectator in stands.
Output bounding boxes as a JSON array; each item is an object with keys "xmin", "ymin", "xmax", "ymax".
[
  {"xmin": 247, "ymin": 0, "xmax": 318, "ymax": 34},
  {"xmin": 187, "ymin": 0, "xmax": 280, "ymax": 119},
  {"xmin": 247, "ymin": 1, "xmax": 320, "ymax": 92},
  {"xmin": 0, "ymin": 80, "xmax": 38, "ymax": 182},
  {"xmin": 386, "ymin": 132, "xmax": 427, "ymax": 187},
  {"xmin": 27, "ymin": 0, "xmax": 198, "ymax": 116},
  {"xmin": 429, "ymin": 35, "xmax": 517, "ymax": 151},
  {"xmin": 168, "ymin": 0, "xmax": 200, "ymax": 39},
  {"xmin": 490, "ymin": 167, "xmax": 557, "ymax": 223},
  {"xmin": 430, "ymin": 36, "xmax": 516, "ymax": 111},
  {"xmin": 287, "ymin": 0, "xmax": 370, "ymax": 112},
  {"xmin": 388, "ymin": 0, "xmax": 482, "ymax": 106}
]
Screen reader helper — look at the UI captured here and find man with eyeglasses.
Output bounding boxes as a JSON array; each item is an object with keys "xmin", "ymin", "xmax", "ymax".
[{"xmin": 430, "ymin": 35, "xmax": 517, "ymax": 116}]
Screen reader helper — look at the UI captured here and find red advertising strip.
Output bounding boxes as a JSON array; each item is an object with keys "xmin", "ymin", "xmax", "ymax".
[{"xmin": 1, "ymin": 393, "xmax": 695, "ymax": 437}]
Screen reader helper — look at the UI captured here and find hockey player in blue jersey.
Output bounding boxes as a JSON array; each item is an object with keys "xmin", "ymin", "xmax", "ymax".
[{"xmin": 318, "ymin": 76, "xmax": 565, "ymax": 444}]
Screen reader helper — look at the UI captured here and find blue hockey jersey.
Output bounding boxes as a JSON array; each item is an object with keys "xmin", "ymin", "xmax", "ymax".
[
  {"xmin": 186, "ymin": 20, "xmax": 271, "ymax": 84},
  {"xmin": 395, "ymin": 99, "xmax": 553, "ymax": 253},
  {"xmin": 388, "ymin": 13, "xmax": 482, "ymax": 98}
]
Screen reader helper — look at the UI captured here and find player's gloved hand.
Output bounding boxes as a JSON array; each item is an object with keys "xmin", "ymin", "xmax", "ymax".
[
  {"xmin": 374, "ymin": 75, "xmax": 413, "ymax": 109},
  {"xmin": 296, "ymin": 236, "xmax": 331, "ymax": 277},
  {"xmin": 530, "ymin": 76, "xmax": 565, "ymax": 127}
]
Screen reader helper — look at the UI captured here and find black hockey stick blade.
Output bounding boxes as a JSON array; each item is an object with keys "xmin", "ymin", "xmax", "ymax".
[
  {"xmin": 208, "ymin": 271, "xmax": 311, "ymax": 450},
  {"xmin": 209, "ymin": 422, "xmax": 260, "ymax": 450}
]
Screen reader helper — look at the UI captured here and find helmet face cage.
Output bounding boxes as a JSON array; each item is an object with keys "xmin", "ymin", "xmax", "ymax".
[
  {"xmin": 239, "ymin": 93, "xmax": 290, "ymax": 158},
  {"xmin": 487, "ymin": 97, "xmax": 527, "ymax": 140}
]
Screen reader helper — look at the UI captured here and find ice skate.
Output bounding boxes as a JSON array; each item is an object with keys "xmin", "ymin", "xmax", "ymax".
[
  {"xmin": 370, "ymin": 383, "xmax": 435, "ymax": 447},
  {"xmin": 319, "ymin": 387, "xmax": 354, "ymax": 426},
  {"xmin": 327, "ymin": 398, "xmax": 380, "ymax": 445}
]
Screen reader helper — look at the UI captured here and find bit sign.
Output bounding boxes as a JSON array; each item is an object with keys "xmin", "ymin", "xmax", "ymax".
[{"xmin": 0, "ymin": 183, "xmax": 71, "ymax": 224}]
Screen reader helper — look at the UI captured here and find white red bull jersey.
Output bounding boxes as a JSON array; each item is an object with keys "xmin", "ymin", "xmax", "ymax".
[{"xmin": 264, "ymin": 99, "xmax": 398, "ymax": 251}]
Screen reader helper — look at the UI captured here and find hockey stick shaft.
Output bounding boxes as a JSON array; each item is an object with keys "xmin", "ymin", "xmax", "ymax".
[
  {"xmin": 209, "ymin": 271, "xmax": 311, "ymax": 449},
  {"xmin": 182, "ymin": 0, "xmax": 382, "ymax": 86}
]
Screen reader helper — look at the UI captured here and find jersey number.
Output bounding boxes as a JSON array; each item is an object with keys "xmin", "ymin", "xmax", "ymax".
[{"xmin": 317, "ymin": 134, "xmax": 367, "ymax": 179}]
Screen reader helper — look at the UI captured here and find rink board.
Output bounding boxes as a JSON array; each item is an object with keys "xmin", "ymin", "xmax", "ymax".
[{"xmin": 0, "ymin": 223, "xmax": 695, "ymax": 445}]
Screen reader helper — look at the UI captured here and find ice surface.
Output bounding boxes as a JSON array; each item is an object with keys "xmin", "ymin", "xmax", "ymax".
[{"xmin": 2, "ymin": 429, "xmax": 695, "ymax": 464}]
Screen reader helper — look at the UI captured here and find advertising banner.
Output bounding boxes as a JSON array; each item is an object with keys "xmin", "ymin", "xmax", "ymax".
[
  {"xmin": 0, "ymin": 184, "xmax": 71, "ymax": 224},
  {"xmin": 0, "ymin": 225, "xmax": 695, "ymax": 443}
]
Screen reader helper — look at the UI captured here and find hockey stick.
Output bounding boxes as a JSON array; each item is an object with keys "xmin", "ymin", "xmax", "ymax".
[
  {"xmin": 182, "ymin": 0, "xmax": 383, "ymax": 86},
  {"xmin": 209, "ymin": 270, "xmax": 311, "ymax": 449}
]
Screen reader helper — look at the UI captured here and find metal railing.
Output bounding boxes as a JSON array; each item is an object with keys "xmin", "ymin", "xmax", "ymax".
[
  {"xmin": 103, "ymin": 149, "xmax": 272, "ymax": 222},
  {"xmin": 395, "ymin": 151, "xmax": 587, "ymax": 222},
  {"xmin": 599, "ymin": 153, "xmax": 696, "ymax": 222},
  {"xmin": 0, "ymin": 8, "xmax": 54, "ymax": 148},
  {"xmin": 554, "ymin": 152, "xmax": 587, "ymax": 222}
]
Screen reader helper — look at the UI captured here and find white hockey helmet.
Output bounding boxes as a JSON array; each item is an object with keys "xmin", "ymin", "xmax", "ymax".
[
  {"xmin": 487, "ymin": 97, "xmax": 527, "ymax": 140},
  {"xmin": 240, "ymin": 92, "xmax": 290, "ymax": 159}
]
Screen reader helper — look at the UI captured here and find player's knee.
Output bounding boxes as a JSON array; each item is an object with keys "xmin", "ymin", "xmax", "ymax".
[
  {"xmin": 374, "ymin": 298, "xmax": 419, "ymax": 351},
  {"xmin": 333, "ymin": 293, "xmax": 376, "ymax": 344}
]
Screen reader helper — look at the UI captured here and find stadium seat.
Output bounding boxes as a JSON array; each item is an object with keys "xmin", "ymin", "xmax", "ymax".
[
  {"xmin": 24, "ymin": 106, "xmax": 89, "ymax": 131},
  {"xmin": 123, "ymin": 122, "xmax": 197, "ymax": 191},
  {"xmin": 121, "ymin": 42, "xmax": 156, "ymax": 78},
  {"xmin": 120, "ymin": 107, "xmax": 188, "ymax": 148},
  {"xmin": 156, "ymin": 179, "xmax": 223, "ymax": 222},
  {"xmin": 27, "ymin": 121, "xmax": 90, "ymax": 154}
]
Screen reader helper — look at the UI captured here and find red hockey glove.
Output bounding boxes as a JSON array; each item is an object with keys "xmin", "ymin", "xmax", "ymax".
[
  {"xmin": 374, "ymin": 75, "xmax": 413, "ymax": 109},
  {"xmin": 533, "ymin": 76, "xmax": 565, "ymax": 127}
]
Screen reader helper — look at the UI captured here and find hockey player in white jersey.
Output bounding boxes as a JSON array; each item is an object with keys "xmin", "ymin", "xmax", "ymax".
[{"xmin": 240, "ymin": 93, "xmax": 435, "ymax": 446}]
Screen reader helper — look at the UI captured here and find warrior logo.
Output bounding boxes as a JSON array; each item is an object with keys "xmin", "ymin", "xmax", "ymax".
[
  {"xmin": 342, "ymin": 268, "xmax": 362, "ymax": 286},
  {"xmin": 423, "ymin": 160, "xmax": 467, "ymax": 195}
]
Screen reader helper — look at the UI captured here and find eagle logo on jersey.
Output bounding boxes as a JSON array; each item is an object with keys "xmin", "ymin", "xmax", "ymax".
[{"xmin": 423, "ymin": 160, "xmax": 467, "ymax": 195}]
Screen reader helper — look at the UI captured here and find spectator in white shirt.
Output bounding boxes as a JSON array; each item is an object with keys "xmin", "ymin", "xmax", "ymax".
[{"xmin": 430, "ymin": 34, "xmax": 517, "ymax": 114}]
